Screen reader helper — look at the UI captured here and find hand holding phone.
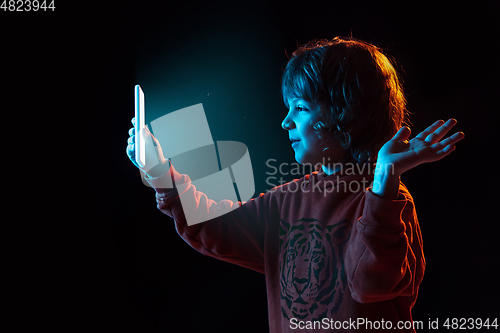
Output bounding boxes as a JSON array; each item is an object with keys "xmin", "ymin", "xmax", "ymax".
[{"xmin": 126, "ymin": 85, "xmax": 169, "ymax": 176}]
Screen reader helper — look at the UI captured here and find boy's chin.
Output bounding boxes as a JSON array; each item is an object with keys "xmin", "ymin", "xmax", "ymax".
[
  {"xmin": 294, "ymin": 152, "xmax": 318, "ymax": 166},
  {"xmin": 294, "ymin": 152, "xmax": 306, "ymax": 165}
]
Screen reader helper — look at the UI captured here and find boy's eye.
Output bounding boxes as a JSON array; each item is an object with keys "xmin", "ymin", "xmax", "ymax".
[{"xmin": 297, "ymin": 107, "xmax": 308, "ymax": 112}]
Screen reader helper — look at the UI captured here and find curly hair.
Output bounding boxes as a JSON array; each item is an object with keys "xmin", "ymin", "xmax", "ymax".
[{"xmin": 281, "ymin": 37, "xmax": 409, "ymax": 164}]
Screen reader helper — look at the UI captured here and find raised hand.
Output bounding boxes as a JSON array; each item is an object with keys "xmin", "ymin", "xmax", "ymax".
[
  {"xmin": 373, "ymin": 119, "xmax": 464, "ymax": 199},
  {"xmin": 377, "ymin": 119, "xmax": 465, "ymax": 176}
]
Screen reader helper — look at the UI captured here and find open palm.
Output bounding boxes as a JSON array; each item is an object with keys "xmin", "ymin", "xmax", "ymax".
[{"xmin": 377, "ymin": 119, "xmax": 465, "ymax": 175}]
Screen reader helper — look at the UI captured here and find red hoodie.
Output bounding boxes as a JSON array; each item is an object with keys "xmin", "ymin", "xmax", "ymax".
[{"xmin": 145, "ymin": 165, "xmax": 425, "ymax": 332}]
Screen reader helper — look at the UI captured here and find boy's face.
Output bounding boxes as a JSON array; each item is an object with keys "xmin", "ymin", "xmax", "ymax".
[{"xmin": 282, "ymin": 99, "xmax": 346, "ymax": 166}]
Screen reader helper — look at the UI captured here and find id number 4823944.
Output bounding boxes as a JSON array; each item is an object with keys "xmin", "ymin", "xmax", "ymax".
[{"xmin": 1, "ymin": 0, "xmax": 55, "ymax": 11}]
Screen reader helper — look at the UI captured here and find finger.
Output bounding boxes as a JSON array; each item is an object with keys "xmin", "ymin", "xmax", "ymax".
[
  {"xmin": 425, "ymin": 118, "xmax": 457, "ymax": 144},
  {"xmin": 431, "ymin": 131, "xmax": 465, "ymax": 150},
  {"xmin": 128, "ymin": 136, "xmax": 134, "ymax": 145},
  {"xmin": 392, "ymin": 126, "xmax": 411, "ymax": 142},
  {"xmin": 140, "ymin": 125, "xmax": 159, "ymax": 146},
  {"xmin": 433, "ymin": 144, "xmax": 456, "ymax": 161},
  {"xmin": 415, "ymin": 120, "xmax": 445, "ymax": 140},
  {"xmin": 128, "ymin": 127, "xmax": 134, "ymax": 136},
  {"xmin": 141, "ymin": 125, "xmax": 151, "ymax": 136},
  {"xmin": 126, "ymin": 143, "xmax": 135, "ymax": 158},
  {"xmin": 131, "ymin": 117, "xmax": 136, "ymax": 126}
]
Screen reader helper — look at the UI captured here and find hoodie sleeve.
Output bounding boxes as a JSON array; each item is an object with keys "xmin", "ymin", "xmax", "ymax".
[
  {"xmin": 144, "ymin": 164, "xmax": 268, "ymax": 274},
  {"xmin": 345, "ymin": 183, "xmax": 425, "ymax": 303}
]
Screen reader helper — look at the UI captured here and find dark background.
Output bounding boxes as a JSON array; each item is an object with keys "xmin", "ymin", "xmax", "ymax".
[{"xmin": 86, "ymin": 0, "xmax": 499, "ymax": 332}]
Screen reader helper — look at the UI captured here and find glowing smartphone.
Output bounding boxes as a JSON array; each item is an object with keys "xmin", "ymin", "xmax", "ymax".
[{"xmin": 134, "ymin": 84, "xmax": 146, "ymax": 167}]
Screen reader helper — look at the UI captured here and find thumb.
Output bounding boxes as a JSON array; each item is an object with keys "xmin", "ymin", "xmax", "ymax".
[
  {"xmin": 144, "ymin": 126, "xmax": 164, "ymax": 149},
  {"xmin": 392, "ymin": 126, "xmax": 411, "ymax": 142},
  {"xmin": 141, "ymin": 125, "xmax": 154, "ymax": 141}
]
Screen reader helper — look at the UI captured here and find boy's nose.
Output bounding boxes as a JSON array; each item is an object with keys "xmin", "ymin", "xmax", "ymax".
[{"xmin": 281, "ymin": 112, "xmax": 295, "ymax": 130}]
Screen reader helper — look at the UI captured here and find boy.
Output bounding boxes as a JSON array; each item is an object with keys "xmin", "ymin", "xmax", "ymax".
[{"xmin": 126, "ymin": 37, "xmax": 464, "ymax": 332}]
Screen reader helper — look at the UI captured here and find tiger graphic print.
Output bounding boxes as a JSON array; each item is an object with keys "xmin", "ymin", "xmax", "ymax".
[{"xmin": 279, "ymin": 218, "xmax": 351, "ymax": 321}]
